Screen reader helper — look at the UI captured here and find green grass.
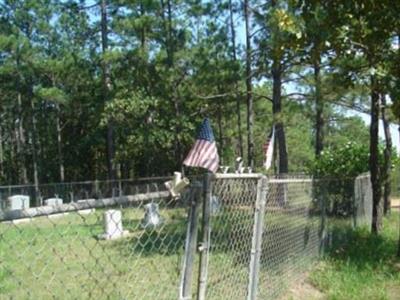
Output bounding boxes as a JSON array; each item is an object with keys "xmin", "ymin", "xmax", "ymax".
[
  {"xmin": 3, "ymin": 203, "xmax": 396, "ymax": 300},
  {"xmin": 0, "ymin": 206, "xmax": 258, "ymax": 300},
  {"xmin": 310, "ymin": 212, "xmax": 400, "ymax": 300},
  {"xmin": 0, "ymin": 207, "xmax": 190, "ymax": 299}
]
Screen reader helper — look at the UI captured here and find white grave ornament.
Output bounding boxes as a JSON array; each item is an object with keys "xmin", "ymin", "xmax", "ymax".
[
  {"xmin": 141, "ymin": 203, "xmax": 163, "ymax": 229},
  {"xmin": 164, "ymin": 172, "xmax": 190, "ymax": 198},
  {"xmin": 7, "ymin": 195, "xmax": 30, "ymax": 210},
  {"xmin": 98, "ymin": 210, "xmax": 129, "ymax": 240},
  {"xmin": 235, "ymin": 157, "xmax": 244, "ymax": 174},
  {"xmin": 219, "ymin": 166, "xmax": 230, "ymax": 174}
]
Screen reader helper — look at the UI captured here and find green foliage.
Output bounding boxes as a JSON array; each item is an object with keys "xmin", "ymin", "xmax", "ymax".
[
  {"xmin": 0, "ymin": 0, "xmax": 399, "ymax": 184},
  {"xmin": 310, "ymin": 141, "xmax": 370, "ymax": 178}
]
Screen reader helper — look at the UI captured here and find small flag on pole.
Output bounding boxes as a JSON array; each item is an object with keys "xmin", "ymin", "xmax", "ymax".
[
  {"xmin": 183, "ymin": 118, "xmax": 219, "ymax": 173},
  {"xmin": 263, "ymin": 126, "xmax": 275, "ymax": 170}
]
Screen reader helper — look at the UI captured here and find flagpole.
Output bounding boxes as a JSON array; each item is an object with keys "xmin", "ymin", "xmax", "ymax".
[{"xmin": 197, "ymin": 171, "xmax": 212, "ymax": 300}]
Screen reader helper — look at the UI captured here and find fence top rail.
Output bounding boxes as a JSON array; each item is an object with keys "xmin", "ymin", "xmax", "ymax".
[
  {"xmin": 214, "ymin": 173, "xmax": 264, "ymax": 179},
  {"xmin": 0, "ymin": 176, "xmax": 172, "ymax": 190},
  {"xmin": 0, "ymin": 191, "xmax": 170, "ymax": 221},
  {"xmin": 268, "ymin": 178, "xmax": 313, "ymax": 183}
]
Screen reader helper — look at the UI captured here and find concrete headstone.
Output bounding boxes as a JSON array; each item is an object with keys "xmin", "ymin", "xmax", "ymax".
[
  {"xmin": 7, "ymin": 195, "xmax": 30, "ymax": 210},
  {"xmin": 44, "ymin": 198, "xmax": 63, "ymax": 206},
  {"xmin": 98, "ymin": 210, "xmax": 129, "ymax": 240}
]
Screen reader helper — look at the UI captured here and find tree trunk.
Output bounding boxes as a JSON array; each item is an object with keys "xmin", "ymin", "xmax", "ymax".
[
  {"xmin": 381, "ymin": 93, "xmax": 391, "ymax": 215},
  {"xmin": 161, "ymin": 0, "xmax": 182, "ymax": 169},
  {"xmin": 370, "ymin": 75, "xmax": 382, "ymax": 234},
  {"xmin": 217, "ymin": 100, "xmax": 224, "ymax": 164},
  {"xmin": 30, "ymin": 96, "xmax": 40, "ymax": 205},
  {"xmin": 229, "ymin": 0, "xmax": 243, "ymax": 158},
  {"xmin": 244, "ymin": 0, "xmax": 254, "ymax": 169},
  {"xmin": 101, "ymin": 0, "xmax": 116, "ymax": 180},
  {"xmin": 314, "ymin": 55, "xmax": 324, "ymax": 156},
  {"xmin": 56, "ymin": 104, "xmax": 65, "ymax": 182},
  {"xmin": 398, "ymin": 130, "xmax": 400, "ymax": 257},
  {"xmin": 16, "ymin": 69, "xmax": 28, "ymax": 184},
  {"xmin": 0, "ymin": 124, "xmax": 4, "ymax": 180},
  {"xmin": 10, "ymin": 123, "xmax": 17, "ymax": 184},
  {"xmin": 272, "ymin": 60, "xmax": 288, "ymax": 174}
]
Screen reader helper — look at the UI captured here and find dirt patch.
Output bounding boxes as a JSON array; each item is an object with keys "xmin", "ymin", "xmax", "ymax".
[
  {"xmin": 391, "ymin": 198, "xmax": 400, "ymax": 210},
  {"xmin": 387, "ymin": 284, "xmax": 400, "ymax": 300},
  {"xmin": 283, "ymin": 279, "xmax": 326, "ymax": 300}
]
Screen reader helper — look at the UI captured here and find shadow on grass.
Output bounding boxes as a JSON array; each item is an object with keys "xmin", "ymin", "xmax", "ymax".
[{"xmin": 324, "ymin": 223, "xmax": 399, "ymax": 274}]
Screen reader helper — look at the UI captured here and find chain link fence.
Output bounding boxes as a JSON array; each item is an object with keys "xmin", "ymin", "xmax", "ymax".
[{"xmin": 0, "ymin": 173, "xmax": 373, "ymax": 299}]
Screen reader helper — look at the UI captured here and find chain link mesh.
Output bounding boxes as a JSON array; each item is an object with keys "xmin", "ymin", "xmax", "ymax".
[
  {"xmin": 205, "ymin": 177, "xmax": 258, "ymax": 300},
  {"xmin": 257, "ymin": 176, "xmax": 319, "ymax": 299},
  {"xmin": 0, "ymin": 174, "xmax": 374, "ymax": 299},
  {"xmin": 1, "ymin": 178, "xmax": 190, "ymax": 299}
]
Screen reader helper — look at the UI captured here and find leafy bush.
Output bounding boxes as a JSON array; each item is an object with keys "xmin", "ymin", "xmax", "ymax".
[
  {"xmin": 309, "ymin": 141, "xmax": 398, "ymax": 216},
  {"xmin": 309, "ymin": 142, "xmax": 369, "ymax": 217},
  {"xmin": 309, "ymin": 141, "xmax": 370, "ymax": 178}
]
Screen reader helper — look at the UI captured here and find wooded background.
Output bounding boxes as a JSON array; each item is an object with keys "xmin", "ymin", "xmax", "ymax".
[{"xmin": 1, "ymin": 1, "xmax": 400, "ymax": 230}]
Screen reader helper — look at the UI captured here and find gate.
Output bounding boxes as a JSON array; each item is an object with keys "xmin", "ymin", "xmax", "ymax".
[{"xmin": 180, "ymin": 174, "xmax": 267, "ymax": 300}]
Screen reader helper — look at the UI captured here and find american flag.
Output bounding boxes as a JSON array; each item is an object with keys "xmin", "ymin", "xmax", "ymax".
[
  {"xmin": 183, "ymin": 118, "xmax": 219, "ymax": 173},
  {"xmin": 263, "ymin": 126, "xmax": 275, "ymax": 170}
]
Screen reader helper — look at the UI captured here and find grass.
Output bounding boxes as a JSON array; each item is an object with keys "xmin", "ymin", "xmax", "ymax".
[
  {"xmin": 2, "ymin": 200, "xmax": 396, "ymax": 300},
  {"xmin": 310, "ymin": 211, "xmax": 400, "ymax": 300},
  {"xmin": 0, "ymin": 207, "xmax": 190, "ymax": 299},
  {"xmin": 0, "ymin": 205, "xmax": 262, "ymax": 300}
]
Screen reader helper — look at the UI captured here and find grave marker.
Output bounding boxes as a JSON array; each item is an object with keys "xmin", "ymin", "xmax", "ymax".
[{"xmin": 98, "ymin": 210, "xmax": 129, "ymax": 240}]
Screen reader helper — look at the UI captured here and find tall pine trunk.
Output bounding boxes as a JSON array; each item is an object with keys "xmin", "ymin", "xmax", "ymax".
[
  {"xmin": 271, "ymin": 0, "xmax": 288, "ymax": 174},
  {"xmin": 161, "ymin": 0, "xmax": 182, "ymax": 170},
  {"xmin": 17, "ymin": 92, "xmax": 28, "ymax": 184},
  {"xmin": 370, "ymin": 75, "xmax": 382, "ymax": 233},
  {"xmin": 101, "ymin": 0, "xmax": 116, "ymax": 180},
  {"xmin": 16, "ymin": 54, "xmax": 28, "ymax": 184},
  {"xmin": 381, "ymin": 93, "xmax": 391, "ymax": 215},
  {"xmin": 217, "ymin": 100, "xmax": 224, "ymax": 164},
  {"xmin": 229, "ymin": 0, "xmax": 243, "ymax": 158},
  {"xmin": 272, "ymin": 60, "xmax": 288, "ymax": 173},
  {"xmin": 0, "ymin": 125, "xmax": 4, "ymax": 180},
  {"xmin": 244, "ymin": 0, "xmax": 254, "ymax": 169},
  {"xmin": 30, "ymin": 94, "xmax": 40, "ymax": 205},
  {"xmin": 56, "ymin": 104, "xmax": 65, "ymax": 182},
  {"xmin": 314, "ymin": 55, "xmax": 324, "ymax": 156}
]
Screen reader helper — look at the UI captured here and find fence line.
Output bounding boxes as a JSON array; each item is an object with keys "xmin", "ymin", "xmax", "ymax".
[
  {"xmin": 0, "ymin": 173, "xmax": 374, "ymax": 299},
  {"xmin": 0, "ymin": 191, "xmax": 170, "ymax": 221}
]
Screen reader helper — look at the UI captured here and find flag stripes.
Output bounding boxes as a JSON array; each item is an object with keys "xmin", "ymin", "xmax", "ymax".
[{"xmin": 183, "ymin": 118, "xmax": 219, "ymax": 173}]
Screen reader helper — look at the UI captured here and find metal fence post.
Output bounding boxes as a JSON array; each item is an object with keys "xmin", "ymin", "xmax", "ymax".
[
  {"xmin": 180, "ymin": 182, "xmax": 201, "ymax": 300},
  {"xmin": 197, "ymin": 172, "xmax": 213, "ymax": 300},
  {"xmin": 247, "ymin": 176, "xmax": 268, "ymax": 300}
]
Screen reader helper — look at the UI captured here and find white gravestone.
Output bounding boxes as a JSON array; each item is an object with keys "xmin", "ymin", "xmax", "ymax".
[
  {"xmin": 7, "ymin": 195, "xmax": 30, "ymax": 210},
  {"xmin": 44, "ymin": 198, "xmax": 63, "ymax": 206},
  {"xmin": 98, "ymin": 210, "xmax": 129, "ymax": 240}
]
